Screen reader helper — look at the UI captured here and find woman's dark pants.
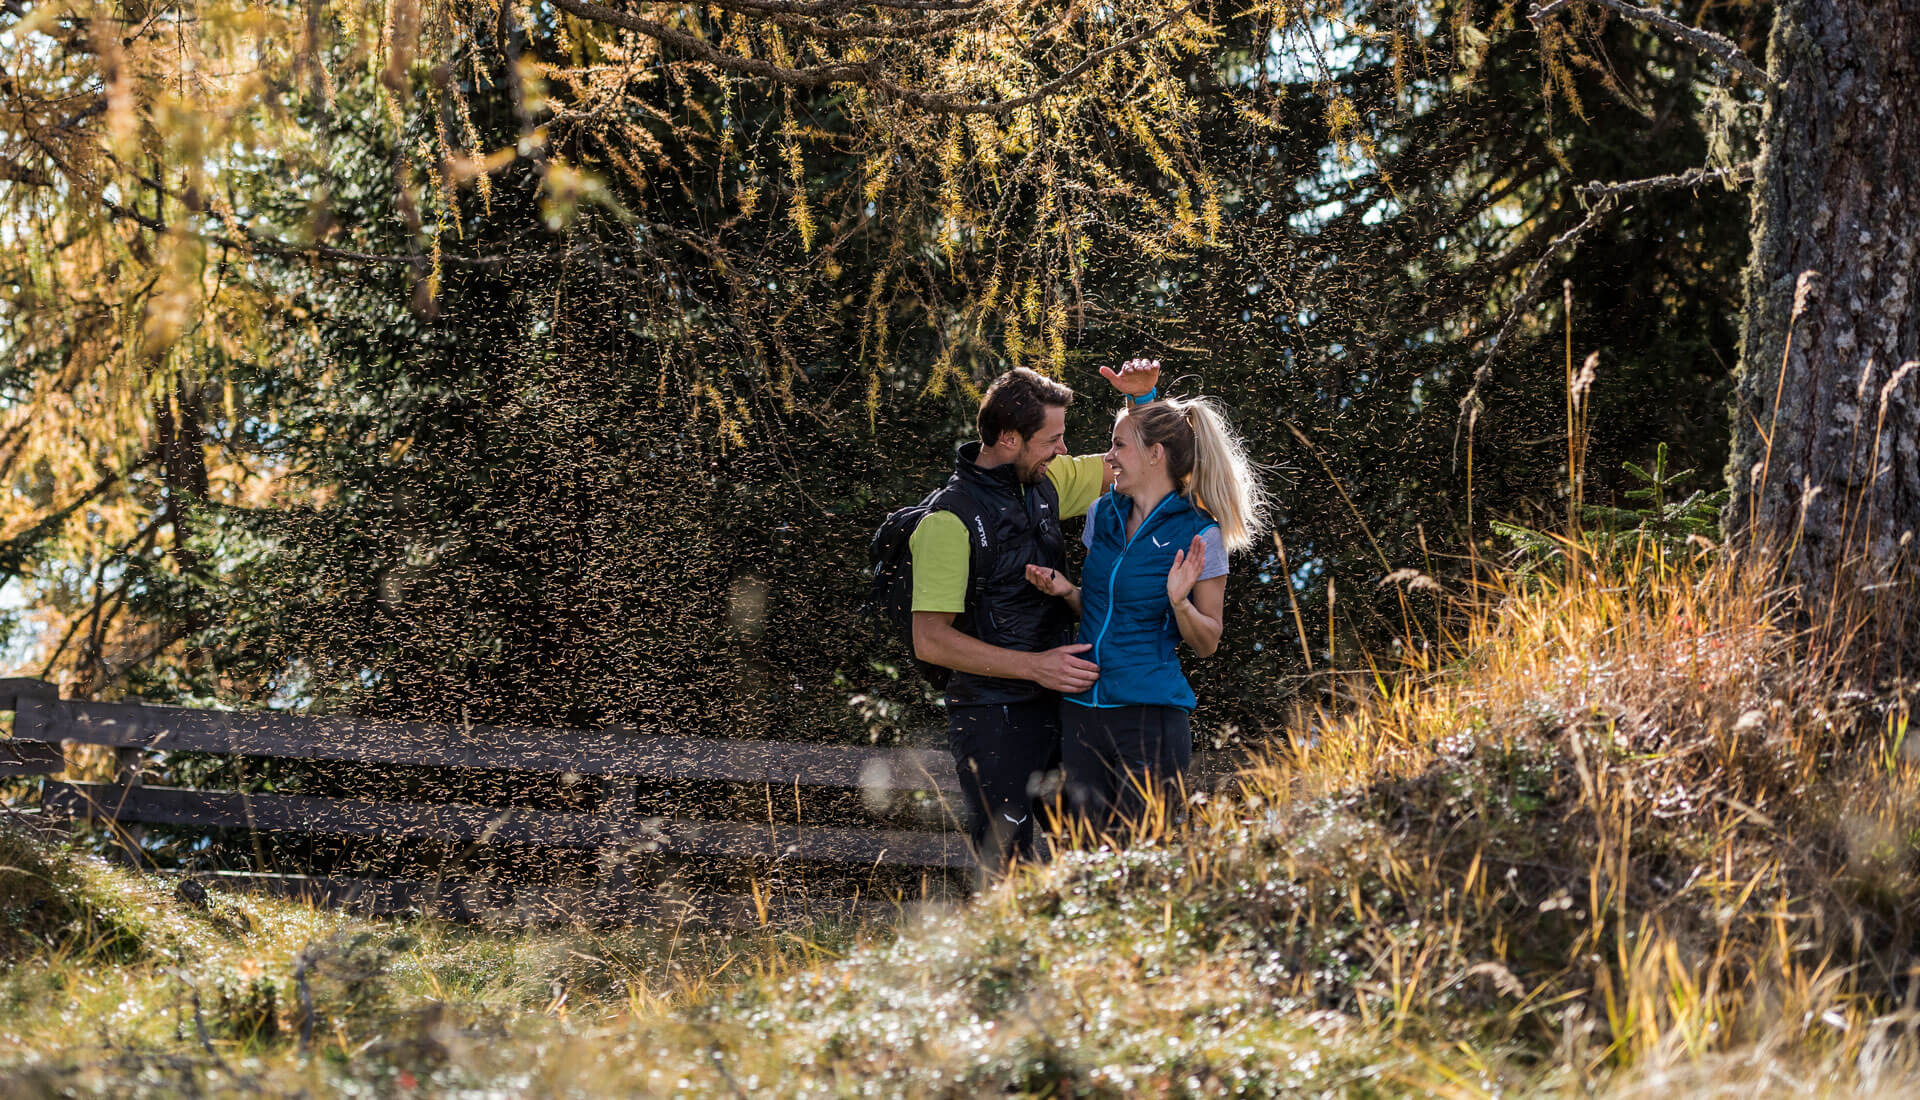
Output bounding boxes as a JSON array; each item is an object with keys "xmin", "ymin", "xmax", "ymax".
[
  {"xmin": 946, "ymin": 698, "xmax": 1061, "ymax": 877},
  {"xmin": 1061, "ymin": 703, "xmax": 1192, "ymax": 838}
]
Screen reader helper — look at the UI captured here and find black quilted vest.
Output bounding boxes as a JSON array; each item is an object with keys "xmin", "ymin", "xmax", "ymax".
[{"xmin": 944, "ymin": 441, "xmax": 1076, "ymax": 707}]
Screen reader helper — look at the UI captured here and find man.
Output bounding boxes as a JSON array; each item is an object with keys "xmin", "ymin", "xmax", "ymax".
[{"xmin": 911, "ymin": 361, "xmax": 1161, "ymax": 873}]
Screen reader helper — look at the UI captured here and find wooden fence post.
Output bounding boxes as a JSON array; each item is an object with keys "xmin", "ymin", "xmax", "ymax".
[
  {"xmin": 1, "ymin": 679, "xmax": 62, "ymax": 777},
  {"xmin": 597, "ymin": 727, "xmax": 642, "ymax": 916},
  {"xmin": 24, "ymin": 693, "xmax": 967, "ymax": 923},
  {"xmin": 112, "ymin": 728, "xmax": 149, "ymax": 869}
]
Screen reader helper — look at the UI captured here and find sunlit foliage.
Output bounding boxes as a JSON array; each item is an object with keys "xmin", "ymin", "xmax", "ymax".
[{"xmin": 3, "ymin": 0, "xmax": 1761, "ymax": 717}]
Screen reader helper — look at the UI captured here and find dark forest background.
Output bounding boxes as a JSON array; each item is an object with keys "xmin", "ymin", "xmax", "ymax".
[{"xmin": 3, "ymin": 0, "xmax": 1765, "ymax": 748}]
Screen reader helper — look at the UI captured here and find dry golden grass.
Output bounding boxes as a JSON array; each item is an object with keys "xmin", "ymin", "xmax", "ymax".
[
  {"xmin": 1217, "ymin": 540, "xmax": 1920, "ymax": 1092},
  {"xmin": 7, "ymin": 540, "xmax": 1920, "ymax": 1096}
]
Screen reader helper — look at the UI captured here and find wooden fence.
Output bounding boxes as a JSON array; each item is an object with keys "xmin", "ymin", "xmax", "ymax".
[{"xmin": 0, "ymin": 678, "xmax": 967, "ymax": 927}]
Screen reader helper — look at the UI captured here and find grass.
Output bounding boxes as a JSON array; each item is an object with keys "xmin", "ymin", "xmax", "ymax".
[
  {"xmin": 0, "ymin": 836, "xmax": 873, "ymax": 1095},
  {"xmin": 7, "ymin": 539, "xmax": 1920, "ymax": 1095}
]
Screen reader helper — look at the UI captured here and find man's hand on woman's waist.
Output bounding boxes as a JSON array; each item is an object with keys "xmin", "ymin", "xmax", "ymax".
[
  {"xmin": 1029, "ymin": 643, "xmax": 1099, "ymax": 694},
  {"xmin": 914, "ymin": 612, "xmax": 1099, "ymax": 692}
]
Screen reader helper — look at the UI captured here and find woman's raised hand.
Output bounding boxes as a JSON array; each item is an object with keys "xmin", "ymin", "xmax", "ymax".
[
  {"xmin": 1099, "ymin": 357, "xmax": 1162, "ymax": 398},
  {"xmin": 1025, "ymin": 563, "xmax": 1077, "ymax": 598},
  {"xmin": 1167, "ymin": 535, "xmax": 1206, "ymax": 606}
]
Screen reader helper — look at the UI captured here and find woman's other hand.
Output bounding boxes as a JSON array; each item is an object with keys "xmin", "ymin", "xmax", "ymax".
[
  {"xmin": 1167, "ymin": 535, "xmax": 1205, "ymax": 606},
  {"xmin": 1099, "ymin": 357, "xmax": 1161, "ymax": 398},
  {"xmin": 1025, "ymin": 563, "xmax": 1077, "ymax": 598}
]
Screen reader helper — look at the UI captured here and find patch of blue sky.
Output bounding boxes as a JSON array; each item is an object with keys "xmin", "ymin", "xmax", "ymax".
[
  {"xmin": 268, "ymin": 660, "xmax": 316, "ymax": 711},
  {"xmin": 1263, "ymin": 17, "xmax": 1365, "ymax": 86},
  {"xmin": 0, "ymin": 577, "xmax": 34, "ymax": 672},
  {"xmin": 1252, "ymin": 542, "xmax": 1323, "ymax": 598},
  {"xmin": 1360, "ymin": 194, "xmax": 1403, "ymax": 226},
  {"xmin": 1289, "ymin": 195, "xmax": 1347, "ymax": 234},
  {"xmin": 0, "ymin": 552, "xmax": 133, "ymax": 675}
]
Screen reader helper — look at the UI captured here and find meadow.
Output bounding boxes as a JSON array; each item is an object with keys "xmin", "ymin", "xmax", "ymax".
[{"xmin": 8, "ymin": 536, "xmax": 1920, "ymax": 1097}]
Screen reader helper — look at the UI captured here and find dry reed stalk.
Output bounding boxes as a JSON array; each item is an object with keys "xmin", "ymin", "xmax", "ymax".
[
  {"xmin": 1274, "ymin": 531, "xmax": 1315, "ymax": 674},
  {"xmin": 1751, "ymin": 270, "xmax": 1819, "ymax": 531}
]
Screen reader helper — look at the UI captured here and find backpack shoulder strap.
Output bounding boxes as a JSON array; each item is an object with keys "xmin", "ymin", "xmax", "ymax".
[
  {"xmin": 929, "ymin": 485, "xmax": 989, "ymax": 547},
  {"xmin": 928, "ymin": 484, "xmax": 994, "ymax": 618}
]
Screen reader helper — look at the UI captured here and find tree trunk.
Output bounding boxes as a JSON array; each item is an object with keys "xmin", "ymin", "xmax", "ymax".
[
  {"xmin": 155, "ymin": 376, "xmax": 211, "ymax": 643},
  {"xmin": 1727, "ymin": 0, "xmax": 1920, "ymax": 634}
]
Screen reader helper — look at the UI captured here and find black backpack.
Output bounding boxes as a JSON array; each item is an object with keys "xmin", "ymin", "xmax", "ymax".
[{"xmin": 867, "ymin": 485, "xmax": 991, "ymax": 689}]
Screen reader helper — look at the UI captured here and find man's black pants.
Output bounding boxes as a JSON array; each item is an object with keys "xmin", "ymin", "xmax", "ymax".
[{"xmin": 946, "ymin": 698, "xmax": 1061, "ymax": 875}]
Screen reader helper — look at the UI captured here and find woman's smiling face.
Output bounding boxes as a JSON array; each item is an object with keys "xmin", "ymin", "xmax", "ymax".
[{"xmin": 1104, "ymin": 414, "xmax": 1157, "ymax": 493}]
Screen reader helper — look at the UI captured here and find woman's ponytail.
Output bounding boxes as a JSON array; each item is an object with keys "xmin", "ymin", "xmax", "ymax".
[
  {"xmin": 1121, "ymin": 395, "xmax": 1270, "ymax": 552},
  {"xmin": 1177, "ymin": 398, "xmax": 1268, "ymax": 552}
]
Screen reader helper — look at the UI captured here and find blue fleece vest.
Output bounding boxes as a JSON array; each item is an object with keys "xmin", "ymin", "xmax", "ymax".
[{"xmin": 1068, "ymin": 489, "xmax": 1219, "ymax": 711}]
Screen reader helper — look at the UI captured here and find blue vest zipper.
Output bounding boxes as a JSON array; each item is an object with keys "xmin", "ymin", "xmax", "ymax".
[{"xmin": 1088, "ymin": 491, "xmax": 1177, "ymax": 706}]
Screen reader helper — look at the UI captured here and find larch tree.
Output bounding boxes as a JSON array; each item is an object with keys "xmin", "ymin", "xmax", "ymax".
[
  {"xmin": 0, "ymin": 0, "xmax": 1783, "ymax": 710},
  {"xmin": 0, "ymin": 0, "xmax": 1237, "ymax": 693},
  {"xmin": 1, "ymin": 0, "xmax": 1530, "ymax": 700}
]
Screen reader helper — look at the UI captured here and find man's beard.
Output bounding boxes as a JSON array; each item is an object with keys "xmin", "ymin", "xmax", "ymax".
[{"xmin": 1016, "ymin": 456, "xmax": 1050, "ymax": 484}]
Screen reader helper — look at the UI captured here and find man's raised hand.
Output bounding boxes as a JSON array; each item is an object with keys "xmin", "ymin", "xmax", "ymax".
[
  {"xmin": 1099, "ymin": 357, "xmax": 1162, "ymax": 398},
  {"xmin": 1030, "ymin": 643, "xmax": 1099, "ymax": 693}
]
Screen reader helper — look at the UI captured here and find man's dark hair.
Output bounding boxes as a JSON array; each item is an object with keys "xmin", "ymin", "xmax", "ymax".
[{"xmin": 977, "ymin": 367, "xmax": 1074, "ymax": 446}]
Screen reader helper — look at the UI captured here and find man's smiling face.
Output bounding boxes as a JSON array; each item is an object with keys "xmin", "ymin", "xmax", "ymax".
[{"xmin": 1012, "ymin": 404, "xmax": 1070, "ymax": 485}]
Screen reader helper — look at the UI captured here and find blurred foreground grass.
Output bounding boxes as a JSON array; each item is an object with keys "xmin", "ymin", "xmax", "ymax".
[{"xmin": 8, "ymin": 542, "xmax": 1920, "ymax": 1096}]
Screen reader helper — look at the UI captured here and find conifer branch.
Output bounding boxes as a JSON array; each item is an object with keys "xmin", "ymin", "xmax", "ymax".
[
  {"xmin": 14, "ymin": 127, "xmax": 476, "ymax": 270},
  {"xmin": 1576, "ymin": 160, "xmax": 1756, "ymax": 200},
  {"xmin": 1455, "ymin": 196, "xmax": 1623, "ymax": 466},
  {"xmin": 546, "ymin": 0, "xmax": 1195, "ymax": 116},
  {"xmin": 0, "ymin": 161, "xmax": 54, "ymax": 187},
  {"xmin": 686, "ymin": 0, "xmax": 985, "ymax": 11},
  {"xmin": 96, "ymin": 194, "xmax": 511, "ymax": 269},
  {"xmin": 1529, "ymin": 0, "xmax": 1772, "ymax": 87}
]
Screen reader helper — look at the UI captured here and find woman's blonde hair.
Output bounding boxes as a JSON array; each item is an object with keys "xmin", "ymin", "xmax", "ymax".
[{"xmin": 1121, "ymin": 397, "xmax": 1270, "ymax": 553}]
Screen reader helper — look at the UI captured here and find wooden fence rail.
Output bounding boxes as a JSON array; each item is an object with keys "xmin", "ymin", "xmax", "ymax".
[{"xmin": 1, "ymin": 678, "xmax": 968, "ymax": 926}]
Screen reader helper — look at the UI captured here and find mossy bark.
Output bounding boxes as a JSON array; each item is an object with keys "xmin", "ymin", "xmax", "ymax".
[{"xmin": 1727, "ymin": 0, "xmax": 1920, "ymax": 619}]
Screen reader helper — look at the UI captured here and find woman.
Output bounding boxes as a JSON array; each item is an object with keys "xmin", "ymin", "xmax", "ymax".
[{"xmin": 1027, "ymin": 370, "xmax": 1268, "ymax": 837}]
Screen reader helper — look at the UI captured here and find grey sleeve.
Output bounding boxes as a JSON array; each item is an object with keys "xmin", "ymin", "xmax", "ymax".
[
  {"xmin": 1198, "ymin": 525, "xmax": 1229, "ymax": 580},
  {"xmin": 1082, "ymin": 496, "xmax": 1100, "ymax": 550}
]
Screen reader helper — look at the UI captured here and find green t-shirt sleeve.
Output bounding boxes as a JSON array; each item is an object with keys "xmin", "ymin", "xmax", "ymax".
[
  {"xmin": 909, "ymin": 510, "xmax": 971, "ymax": 613},
  {"xmin": 1046, "ymin": 453, "xmax": 1109, "ymax": 519}
]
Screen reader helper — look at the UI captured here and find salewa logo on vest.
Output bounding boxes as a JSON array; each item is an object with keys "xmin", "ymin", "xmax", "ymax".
[
  {"xmin": 973, "ymin": 515, "xmax": 989, "ymax": 548},
  {"xmin": 1151, "ymin": 535, "xmax": 1169, "ymax": 548}
]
